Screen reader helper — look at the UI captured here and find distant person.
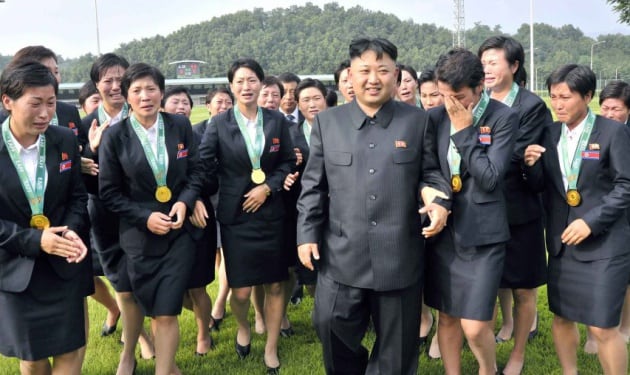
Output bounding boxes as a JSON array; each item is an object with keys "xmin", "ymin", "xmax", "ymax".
[
  {"xmin": 78, "ymin": 80, "xmax": 102, "ymax": 116},
  {"xmin": 418, "ymin": 69, "xmax": 444, "ymax": 110},
  {"xmin": 524, "ymin": 64, "xmax": 630, "ymax": 375},
  {"xmin": 325, "ymin": 89, "xmax": 338, "ymax": 107},
  {"xmin": 0, "ymin": 60, "xmax": 90, "ymax": 375},
  {"xmin": 397, "ymin": 64, "xmax": 420, "ymax": 106},
  {"xmin": 297, "ymin": 37, "xmax": 450, "ymax": 375},
  {"xmin": 278, "ymin": 72, "xmax": 303, "ymax": 123},
  {"xmin": 479, "ymin": 35, "xmax": 551, "ymax": 375},
  {"xmin": 194, "ymin": 87, "xmax": 234, "ymax": 136},
  {"xmin": 162, "ymin": 86, "xmax": 193, "ymax": 118},
  {"xmin": 425, "ymin": 48, "xmax": 517, "ymax": 375},
  {"xmin": 333, "ymin": 59, "xmax": 354, "ymax": 103},
  {"xmin": 258, "ymin": 76, "xmax": 284, "ymax": 112}
]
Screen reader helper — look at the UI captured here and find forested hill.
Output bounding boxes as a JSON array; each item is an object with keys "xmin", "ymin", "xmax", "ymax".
[{"xmin": 3, "ymin": 2, "xmax": 629, "ymax": 83}]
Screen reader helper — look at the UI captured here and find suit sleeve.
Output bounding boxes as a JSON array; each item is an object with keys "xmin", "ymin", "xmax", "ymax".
[
  {"xmin": 265, "ymin": 118, "xmax": 296, "ymax": 192},
  {"xmin": 0, "ymin": 221, "xmax": 42, "ymax": 258},
  {"xmin": 61, "ymin": 135, "xmax": 89, "ymax": 234},
  {"xmin": 68, "ymin": 105, "xmax": 88, "ymax": 152},
  {"xmin": 296, "ymin": 114, "xmax": 328, "ymax": 245},
  {"xmin": 582, "ymin": 125, "xmax": 630, "ymax": 236},
  {"xmin": 512, "ymin": 99, "xmax": 552, "ymax": 163},
  {"xmin": 197, "ymin": 117, "xmax": 220, "ymax": 198},
  {"xmin": 452, "ymin": 109, "xmax": 517, "ymax": 192},
  {"xmin": 98, "ymin": 130, "xmax": 153, "ymax": 229},
  {"xmin": 175, "ymin": 118, "xmax": 202, "ymax": 211},
  {"xmin": 422, "ymin": 112, "xmax": 452, "ymax": 210}
]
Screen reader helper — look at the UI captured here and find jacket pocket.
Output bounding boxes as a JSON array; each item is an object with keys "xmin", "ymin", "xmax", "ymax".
[
  {"xmin": 392, "ymin": 148, "xmax": 417, "ymax": 164},
  {"xmin": 328, "ymin": 151, "xmax": 352, "ymax": 166}
]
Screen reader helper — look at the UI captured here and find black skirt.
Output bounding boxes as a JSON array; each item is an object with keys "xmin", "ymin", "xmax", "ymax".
[
  {"xmin": 221, "ymin": 218, "xmax": 288, "ymax": 288},
  {"xmin": 548, "ymin": 250, "xmax": 630, "ymax": 328},
  {"xmin": 187, "ymin": 219, "xmax": 217, "ymax": 289},
  {"xmin": 0, "ymin": 257, "xmax": 86, "ymax": 361},
  {"xmin": 425, "ymin": 228, "xmax": 506, "ymax": 321},
  {"xmin": 500, "ymin": 218, "xmax": 547, "ymax": 289}
]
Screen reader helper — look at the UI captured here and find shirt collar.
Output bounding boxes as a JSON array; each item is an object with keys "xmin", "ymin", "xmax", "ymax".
[
  {"xmin": 564, "ymin": 114, "xmax": 587, "ymax": 138},
  {"xmin": 9, "ymin": 130, "xmax": 40, "ymax": 153},
  {"xmin": 349, "ymin": 99, "xmax": 395, "ymax": 130}
]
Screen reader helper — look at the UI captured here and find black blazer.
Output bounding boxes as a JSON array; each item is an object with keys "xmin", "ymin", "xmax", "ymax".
[
  {"xmin": 98, "ymin": 113, "xmax": 202, "ymax": 256},
  {"xmin": 198, "ymin": 107, "xmax": 296, "ymax": 226},
  {"xmin": 504, "ymin": 88, "xmax": 552, "ymax": 225},
  {"xmin": 297, "ymin": 99, "xmax": 450, "ymax": 291},
  {"xmin": 429, "ymin": 99, "xmax": 518, "ymax": 248},
  {"xmin": 525, "ymin": 116, "xmax": 630, "ymax": 261},
  {"xmin": 284, "ymin": 120, "xmax": 311, "ymax": 211},
  {"xmin": 0, "ymin": 126, "xmax": 88, "ymax": 292}
]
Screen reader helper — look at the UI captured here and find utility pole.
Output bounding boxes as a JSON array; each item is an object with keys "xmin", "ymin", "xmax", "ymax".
[{"xmin": 453, "ymin": 0, "xmax": 465, "ymax": 48}]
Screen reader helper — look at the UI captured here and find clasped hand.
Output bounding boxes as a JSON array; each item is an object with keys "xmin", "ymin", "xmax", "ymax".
[
  {"xmin": 40, "ymin": 226, "xmax": 88, "ymax": 263},
  {"xmin": 147, "ymin": 201, "xmax": 186, "ymax": 235},
  {"xmin": 242, "ymin": 184, "xmax": 270, "ymax": 213}
]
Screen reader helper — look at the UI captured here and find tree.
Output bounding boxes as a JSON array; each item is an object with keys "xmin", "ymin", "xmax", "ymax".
[{"xmin": 607, "ymin": 0, "xmax": 630, "ymax": 24}]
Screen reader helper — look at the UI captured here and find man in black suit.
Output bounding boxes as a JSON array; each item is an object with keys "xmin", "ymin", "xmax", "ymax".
[
  {"xmin": 297, "ymin": 37, "xmax": 450, "ymax": 375},
  {"xmin": 278, "ymin": 72, "xmax": 304, "ymax": 124}
]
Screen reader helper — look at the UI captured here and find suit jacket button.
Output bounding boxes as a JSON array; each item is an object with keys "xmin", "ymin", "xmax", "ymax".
[
  {"xmin": 369, "ymin": 168, "xmax": 375, "ymax": 174},
  {"xmin": 369, "ymin": 195, "xmax": 376, "ymax": 200},
  {"xmin": 369, "ymin": 143, "xmax": 375, "ymax": 148},
  {"xmin": 370, "ymin": 221, "xmax": 377, "ymax": 226}
]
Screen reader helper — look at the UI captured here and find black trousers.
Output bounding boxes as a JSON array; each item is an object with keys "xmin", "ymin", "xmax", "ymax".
[{"xmin": 313, "ymin": 273, "xmax": 422, "ymax": 375}]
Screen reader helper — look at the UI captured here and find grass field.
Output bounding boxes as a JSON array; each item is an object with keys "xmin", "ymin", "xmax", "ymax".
[{"xmin": 0, "ymin": 98, "xmax": 617, "ymax": 374}]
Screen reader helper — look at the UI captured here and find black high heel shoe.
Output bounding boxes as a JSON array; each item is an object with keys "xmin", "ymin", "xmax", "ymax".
[
  {"xmin": 235, "ymin": 327, "xmax": 251, "ymax": 359},
  {"xmin": 265, "ymin": 363, "xmax": 280, "ymax": 374},
  {"xmin": 101, "ymin": 311, "xmax": 121, "ymax": 337},
  {"xmin": 195, "ymin": 336, "xmax": 215, "ymax": 357}
]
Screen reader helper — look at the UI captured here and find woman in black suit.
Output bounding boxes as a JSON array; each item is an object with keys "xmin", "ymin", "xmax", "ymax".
[
  {"xmin": 198, "ymin": 58, "xmax": 295, "ymax": 374},
  {"xmin": 99, "ymin": 63, "xmax": 202, "ymax": 375},
  {"xmin": 524, "ymin": 65, "xmax": 630, "ymax": 375},
  {"xmin": 0, "ymin": 61, "xmax": 90, "ymax": 374},
  {"xmin": 424, "ymin": 49, "xmax": 517, "ymax": 375}
]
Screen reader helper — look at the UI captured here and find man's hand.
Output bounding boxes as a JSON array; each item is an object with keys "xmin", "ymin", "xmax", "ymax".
[
  {"xmin": 284, "ymin": 172, "xmax": 300, "ymax": 191},
  {"xmin": 242, "ymin": 184, "xmax": 270, "ymax": 213},
  {"xmin": 421, "ymin": 186, "xmax": 449, "ymax": 206},
  {"xmin": 189, "ymin": 199, "xmax": 208, "ymax": 228},
  {"xmin": 419, "ymin": 203, "xmax": 449, "ymax": 238},
  {"xmin": 298, "ymin": 243, "xmax": 319, "ymax": 271},
  {"xmin": 444, "ymin": 95, "xmax": 474, "ymax": 132},
  {"xmin": 561, "ymin": 218, "xmax": 591, "ymax": 246},
  {"xmin": 524, "ymin": 145, "xmax": 546, "ymax": 167}
]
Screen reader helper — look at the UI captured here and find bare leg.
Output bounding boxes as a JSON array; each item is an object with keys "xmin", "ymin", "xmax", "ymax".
[
  {"xmin": 152, "ymin": 316, "xmax": 180, "ymax": 375},
  {"xmin": 419, "ymin": 303, "xmax": 434, "ymax": 338},
  {"xmin": 90, "ymin": 277, "xmax": 120, "ymax": 329},
  {"xmin": 116, "ymin": 292, "xmax": 143, "ymax": 375},
  {"xmin": 551, "ymin": 315, "xmax": 579, "ymax": 375},
  {"xmin": 461, "ymin": 318, "xmax": 497, "ymax": 375},
  {"xmin": 252, "ymin": 285, "xmax": 266, "ymax": 334},
  {"xmin": 503, "ymin": 288, "xmax": 537, "ymax": 375},
  {"xmin": 589, "ymin": 326, "xmax": 628, "ymax": 375},
  {"xmin": 231, "ymin": 286, "xmax": 253, "ymax": 347},
  {"xmin": 50, "ymin": 348, "xmax": 84, "ymax": 375},
  {"xmin": 138, "ymin": 328, "xmax": 155, "ymax": 360},
  {"xmin": 438, "ymin": 312, "xmax": 464, "ymax": 375},
  {"xmin": 496, "ymin": 288, "xmax": 513, "ymax": 341},
  {"xmin": 211, "ymin": 249, "xmax": 229, "ymax": 324},
  {"xmin": 19, "ymin": 359, "xmax": 51, "ymax": 375},
  {"xmin": 584, "ymin": 327, "xmax": 598, "ymax": 354},
  {"xmin": 619, "ymin": 287, "xmax": 630, "ymax": 341},
  {"xmin": 281, "ymin": 268, "xmax": 296, "ymax": 332},
  {"xmin": 263, "ymin": 282, "xmax": 284, "ymax": 369},
  {"xmin": 188, "ymin": 287, "xmax": 214, "ymax": 354},
  {"xmin": 428, "ymin": 313, "xmax": 442, "ymax": 359},
  {"xmin": 79, "ymin": 299, "xmax": 88, "ymax": 365}
]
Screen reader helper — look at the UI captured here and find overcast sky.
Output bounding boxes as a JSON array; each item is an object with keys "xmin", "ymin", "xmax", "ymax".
[{"xmin": 0, "ymin": 0, "xmax": 627, "ymax": 58}]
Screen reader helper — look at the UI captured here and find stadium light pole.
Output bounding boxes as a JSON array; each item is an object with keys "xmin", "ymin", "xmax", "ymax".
[
  {"xmin": 529, "ymin": 0, "xmax": 535, "ymax": 92},
  {"xmin": 590, "ymin": 41, "xmax": 605, "ymax": 70},
  {"xmin": 94, "ymin": 0, "xmax": 101, "ymax": 55}
]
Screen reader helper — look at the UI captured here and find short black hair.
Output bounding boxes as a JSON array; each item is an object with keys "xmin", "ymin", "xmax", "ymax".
[
  {"xmin": 0, "ymin": 61, "xmax": 58, "ymax": 111},
  {"xmin": 418, "ymin": 69, "xmax": 437, "ymax": 86},
  {"xmin": 326, "ymin": 90, "xmax": 338, "ymax": 107},
  {"xmin": 545, "ymin": 64, "xmax": 596, "ymax": 98},
  {"xmin": 334, "ymin": 60, "xmax": 351, "ymax": 85},
  {"xmin": 599, "ymin": 80, "xmax": 630, "ymax": 108},
  {"xmin": 399, "ymin": 64, "xmax": 418, "ymax": 81},
  {"xmin": 277, "ymin": 72, "xmax": 301, "ymax": 85},
  {"xmin": 90, "ymin": 53, "xmax": 130, "ymax": 84},
  {"xmin": 478, "ymin": 36, "xmax": 526, "ymax": 83},
  {"xmin": 435, "ymin": 48, "xmax": 484, "ymax": 91},
  {"xmin": 78, "ymin": 80, "xmax": 99, "ymax": 107},
  {"xmin": 12, "ymin": 45, "xmax": 57, "ymax": 64},
  {"xmin": 205, "ymin": 87, "xmax": 233, "ymax": 104},
  {"xmin": 227, "ymin": 58, "xmax": 264, "ymax": 84},
  {"xmin": 349, "ymin": 37, "xmax": 398, "ymax": 61},
  {"xmin": 162, "ymin": 86, "xmax": 193, "ymax": 109},
  {"xmin": 261, "ymin": 76, "xmax": 285, "ymax": 98},
  {"xmin": 121, "ymin": 63, "xmax": 165, "ymax": 99},
  {"xmin": 295, "ymin": 78, "xmax": 327, "ymax": 101}
]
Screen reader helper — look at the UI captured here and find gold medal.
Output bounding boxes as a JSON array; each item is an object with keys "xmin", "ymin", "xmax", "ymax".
[
  {"xmin": 155, "ymin": 186, "xmax": 172, "ymax": 203},
  {"xmin": 451, "ymin": 175, "xmax": 462, "ymax": 193},
  {"xmin": 566, "ymin": 189, "xmax": 581, "ymax": 207},
  {"xmin": 30, "ymin": 214, "xmax": 50, "ymax": 230},
  {"xmin": 251, "ymin": 169, "xmax": 266, "ymax": 184}
]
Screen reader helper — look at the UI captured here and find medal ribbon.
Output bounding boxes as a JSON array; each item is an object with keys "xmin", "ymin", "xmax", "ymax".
[
  {"xmin": 560, "ymin": 110, "xmax": 596, "ymax": 191},
  {"xmin": 233, "ymin": 105, "xmax": 264, "ymax": 170},
  {"xmin": 447, "ymin": 91, "xmax": 490, "ymax": 176},
  {"xmin": 303, "ymin": 120, "xmax": 312, "ymax": 147},
  {"xmin": 50, "ymin": 112, "xmax": 59, "ymax": 126},
  {"xmin": 129, "ymin": 113, "xmax": 167, "ymax": 188},
  {"xmin": 501, "ymin": 82, "xmax": 520, "ymax": 108},
  {"xmin": 98, "ymin": 102, "xmax": 129, "ymax": 125},
  {"xmin": 1, "ymin": 117, "xmax": 47, "ymax": 216}
]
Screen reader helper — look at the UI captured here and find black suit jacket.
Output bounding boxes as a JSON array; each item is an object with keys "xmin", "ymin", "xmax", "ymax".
[
  {"xmin": 429, "ymin": 99, "xmax": 517, "ymax": 248},
  {"xmin": 297, "ymin": 99, "xmax": 450, "ymax": 291},
  {"xmin": 0, "ymin": 126, "xmax": 88, "ymax": 292},
  {"xmin": 198, "ymin": 107, "xmax": 295, "ymax": 226},
  {"xmin": 504, "ymin": 88, "xmax": 552, "ymax": 225},
  {"xmin": 98, "ymin": 113, "xmax": 202, "ymax": 256},
  {"xmin": 525, "ymin": 116, "xmax": 630, "ymax": 261}
]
